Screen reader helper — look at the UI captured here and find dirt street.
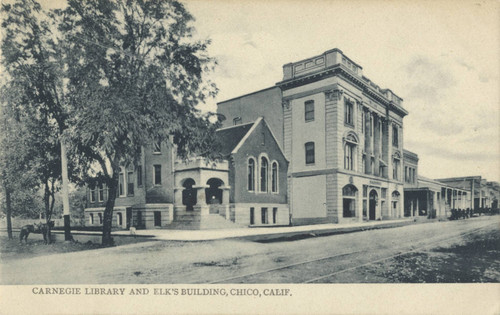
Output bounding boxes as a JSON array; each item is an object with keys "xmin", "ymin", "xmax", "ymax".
[{"xmin": 1, "ymin": 216, "xmax": 498, "ymax": 284}]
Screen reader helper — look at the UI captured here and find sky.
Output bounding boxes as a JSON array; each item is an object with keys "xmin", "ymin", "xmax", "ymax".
[
  {"xmin": 183, "ymin": 0, "xmax": 500, "ymax": 182},
  {"xmin": 9, "ymin": 0, "xmax": 500, "ymax": 182}
]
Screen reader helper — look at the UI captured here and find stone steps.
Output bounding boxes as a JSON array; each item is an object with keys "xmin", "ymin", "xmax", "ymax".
[{"xmin": 165, "ymin": 213, "xmax": 243, "ymax": 230}]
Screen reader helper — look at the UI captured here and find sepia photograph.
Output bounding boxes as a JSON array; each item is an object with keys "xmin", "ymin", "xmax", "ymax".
[{"xmin": 0, "ymin": 0, "xmax": 499, "ymax": 314}]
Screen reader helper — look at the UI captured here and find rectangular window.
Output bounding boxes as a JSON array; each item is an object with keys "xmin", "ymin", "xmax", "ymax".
[
  {"xmin": 261, "ymin": 207, "xmax": 268, "ymax": 224},
  {"xmin": 344, "ymin": 100, "xmax": 354, "ymax": 125},
  {"xmin": 153, "ymin": 139, "xmax": 161, "ymax": 153},
  {"xmin": 98, "ymin": 213, "xmax": 103, "ymax": 224},
  {"xmin": 119, "ymin": 172, "xmax": 125, "ymax": 196},
  {"xmin": 412, "ymin": 169, "xmax": 416, "ymax": 183},
  {"xmin": 305, "ymin": 142, "xmax": 315, "ymax": 165},
  {"xmin": 90, "ymin": 188, "xmax": 96, "ymax": 203},
  {"xmin": 98, "ymin": 185, "xmax": 104, "ymax": 202},
  {"xmin": 381, "ymin": 188, "xmax": 387, "ymax": 199},
  {"xmin": 137, "ymin": 165, "xmax": 143, "ymax": 187},
  {"xmin": 361, "ymin": 111, "xmax": 365, "ymax": 133},
  {"xmin": 89, "ymin": 213, "xmax": 94, "ymax": 225},
  {"xmin": 127, "ymin": 171, "xmax": 134, "ymax": 196},
  {"xmin": 153, "ymin": 165, "xmax": 162, "ymax": 185},
  {"xmin": 405, "ymin": 166, "xmax": 409, "ymax": 183},
  {"xmin": 273, "ymin": 207, "xmax": 278, "ymax": 224},
  {"xmin": 250, "ymin": 207, "xmax": 255, "ymax": 225},
  {"xmin": 393, "ymin": 159, "xmax": 400, "ymax": 180},
  {"xmin": 305, "ymin": 100, "xmax": 314, "ymax": 122},
  {"xmin": 370, "ymin": 115, "xmax": 373, "ymax": 136},
  {"xmin": 392, "ymin": 126, "xmax": 399, "ymax": 147}
]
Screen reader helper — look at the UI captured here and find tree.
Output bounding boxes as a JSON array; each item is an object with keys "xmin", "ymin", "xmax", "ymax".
[
  {"xmin": 59, "ymin": 0, "xmax": 220, "ymax": 246},
  {"xmin": 1, "ymin": 0, "xmax": 74, "ymax": 240}
]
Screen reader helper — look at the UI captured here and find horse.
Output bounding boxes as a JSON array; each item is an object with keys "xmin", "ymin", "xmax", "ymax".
[{"xmin": 19, "ymin": 224, "xmax": 36, "ymax": 244}]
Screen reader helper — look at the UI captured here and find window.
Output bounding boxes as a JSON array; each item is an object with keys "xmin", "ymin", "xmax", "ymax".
[
  {"xmin": 119, "ymin": 171, "xmax": 125, "ymax": 196},
  {"xmin": 412, "ymin": 169, "xmax": 416, "ymax": 183},
  {"xmin": 405, "ymin": 166, "xmax": 409, "ymax": 183},
  {"xmin": 117, "ymin": 213, "xmax": 122, "ymax": 226},
  {"xmin": 90, "ymin": 188, "xmax": 96, "ymax": 203},
  {"xmin": 305, "ymin": 142, "xmax": 315, "ymax": 165},
  {"xmin": 392, "ymin": 125, "xmax": 399, "ymax": 147},
  {"xmin": 153, "ymin": 139, "xmax": 161, "ymax": 153},
  {"xmin": 260, "ymin": 157, "xmax": 268, "ymax": 192},
  {"xmin": 344, "ymin": 99, "xmax": 354, "ymax": 125},
  {"xmin": 250, "ymin": 207, "xmax": 255, "ymax": 225},
  {"xmin": 371, "ymin": 157, "xmax": 375, "ymax": 174},
  {"xmin": 361, "ymin": 111, "xmax": 365, "ymax": 133},
  {"xmin": 305, "ymin": 100, "xmax": 314, "ymax": 122},
  {"xmin": 393, "ymin": 158, "xmax": 400, "ymax": 180},
  {"xmin": 153, "ymin": 165, "xmax": 162, "ymax": 185},
  {"xmin": 271, "ymin": 162, "xmax": 278, "ymax": 193},
  {"xmin": 98, "ymin": 213, "xmax": 103, "ymax": 224},
  {"xmin": 261, "ymin": 207, "xmax": 268, "ymax": 224},
  {"xmin": 248, "ymin": 158, "xmax": 255, "ymax": 191},
  {"xmin": 89, "ymin": 213, "xmax": 94, "ymax": 225},
  {"xmin": 342, "ymin": 185, "xmax": 357, "ymax": 218},
  {"xmin": 137, "ymin": 165, "xmax": 143, "ymax": 187},
  {"xmin": 370, "ymin": 115, "xmax": 373, "ymax": 136},
  {"xmin": 273, "ymin": 207, "xmax": 278, "ymax": 224},
  {"xmin": 233, "ymin": 117, "xmax": 242, "ymax": 125},
  {"xmin": 98, "ymin": 185, "xmax": 104, "ymax": 202},
  {"xmin": 127, "ymin": 171, "xmax": 134, "ymax": 196},
  {"xmin": 344, "ymin": 143, "xmax": 355, "ymax": 170}
]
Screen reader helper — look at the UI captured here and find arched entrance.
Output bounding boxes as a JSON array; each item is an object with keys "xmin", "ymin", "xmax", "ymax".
[
  {"xmin": 182, "ymin": 178, "xmax": 197, "ymax": 211},
  {"xmin": 369, "ymin": 190, "xmax": 378, "ymax": 220},
  {"xmin": 206, "ymin": 178, "xmax": 223, "ymax": 204}
]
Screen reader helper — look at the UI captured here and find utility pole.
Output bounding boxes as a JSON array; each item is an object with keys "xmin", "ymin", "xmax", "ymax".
[{"xmin": 61, "ymin": 139, "xmax": 72, "ymax": 241}]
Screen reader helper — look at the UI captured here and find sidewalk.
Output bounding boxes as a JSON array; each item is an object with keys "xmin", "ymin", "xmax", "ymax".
[
  {"xmin": 112, "ymin": 218, "xmax": 416, "ymax": 241},
  {"xmin": 3, "ymin": 218, "xmax": 417, "ymax": 242}
]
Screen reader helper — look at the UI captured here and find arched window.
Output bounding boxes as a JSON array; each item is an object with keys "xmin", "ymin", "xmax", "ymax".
[
  {"xmin": 247, "ymin": 158, "xmax": 255, "ymax": 191},
  {"xmin": 344, "ymin": 134, "xmax": 357, "ymax": 171},
  {"xmin": 271, "ymin": 162, "xmax": 278, "ymax": 193},
  {"xmin": 260, "ymin": 157, "xmax": 268, "ymax": 192},
  {"xmin": 342, "ymin": 184, "xmax": 358, "ymax": 218}
]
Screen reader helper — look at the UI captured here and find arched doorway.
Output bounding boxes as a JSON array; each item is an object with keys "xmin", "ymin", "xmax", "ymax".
[
  {"xmin": 369, "ymin": 190, "xmax": 378, "ymax": 220},
  {"xmin": 182, "ymin": 178, "xmax": 197, "ymax": 211},
  {"xmin": 206, "ymin": 178, "xmax": 223, "ymax": 204}
]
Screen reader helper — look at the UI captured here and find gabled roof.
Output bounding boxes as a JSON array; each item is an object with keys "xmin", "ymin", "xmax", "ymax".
[
  {"xmin": 214, "ymin": 117, "xmax": 287, "ymax": 162},
  {"xmin": 215, "ymin": 121, "xmax": 256, "ymax": 156}
]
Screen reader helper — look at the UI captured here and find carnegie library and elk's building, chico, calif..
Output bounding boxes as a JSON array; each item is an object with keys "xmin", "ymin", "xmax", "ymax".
[{"xmin": 84, "ymin": 48, "xmax": 500, "ymax": 230}]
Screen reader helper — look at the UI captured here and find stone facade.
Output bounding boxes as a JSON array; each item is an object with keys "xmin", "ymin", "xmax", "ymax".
[
  {"xmin": 84, "ymin": 118, "xmax": 289, "ymax": 230},
  {"xmin": 277, "ymin": 48, "xmax": 407, "ymax": 224}
]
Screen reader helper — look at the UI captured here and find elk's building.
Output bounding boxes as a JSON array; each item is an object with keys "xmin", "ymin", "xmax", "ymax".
[{"xmin": 219, "ymin": 48, "xmax": 408, "ymax": 224}]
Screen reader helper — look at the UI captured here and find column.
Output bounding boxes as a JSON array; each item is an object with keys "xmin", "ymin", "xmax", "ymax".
[
  {"xmin": 196, "ymin": 186, "xmax": 209, "ymax": 215},
  {"xmin": 373, "ymin": 114, "xmax": 381, "ymax": 176},
  {"xmin": 364, "ymin": 110, "xmax": 372, "ymax": 174}
]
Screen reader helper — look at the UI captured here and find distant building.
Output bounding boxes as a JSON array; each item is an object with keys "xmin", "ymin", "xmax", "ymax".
[{"xmin": 436, "ymin": 176, "xmax": 488, "ymax": 210}]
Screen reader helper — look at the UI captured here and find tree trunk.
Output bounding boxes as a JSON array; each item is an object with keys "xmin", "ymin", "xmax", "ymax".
[
  {"xmin": 43, "ymin": 181, "xmax": 52, "ymax": 244},
  {"xmin": 102, "ymin": 171, "xmax": 119, "ymax": 246},
  {"xmin": 4, "ymin": 182, "xmax": 13, "ymax": 240}
]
